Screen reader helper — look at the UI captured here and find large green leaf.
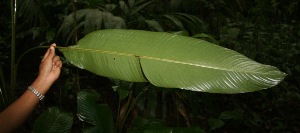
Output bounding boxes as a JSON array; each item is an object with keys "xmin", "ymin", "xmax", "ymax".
[
  {"xmin": 60, "ymin": 29, "xmax": 286, "ymax": 93},
  {"xmin": 77, "ymin": 90, "xmax": 115, "ymax": 133},
  {"xmin": 33, "ymin": 107, "xmax": 73, "ymax": 133}
]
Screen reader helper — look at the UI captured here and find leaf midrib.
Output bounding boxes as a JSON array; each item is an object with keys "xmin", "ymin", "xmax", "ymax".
[{"xmin": 59, "ymin": 46, "xmax": 280, "ymax": 76}]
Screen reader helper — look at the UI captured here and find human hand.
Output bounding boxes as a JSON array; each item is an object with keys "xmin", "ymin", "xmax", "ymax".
[{"xmin": 38, "ymin": 43, "xmax": 62, "ymax": 84}]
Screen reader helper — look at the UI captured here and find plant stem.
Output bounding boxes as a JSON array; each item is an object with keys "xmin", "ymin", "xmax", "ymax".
[
  {"xmin": 72, "ymin": 0, "xmax": 78, "ymax": 43},
  {"xmin": 0, "ymin": 65, "xmax": 7, "ymax": 108},
  {"xmin": 10, "ymin": 0, "xmax": 17, "ymax": 104},
  {"xmin": 118, "ymin": 86, "xmax": 147, "ymax": 133}
]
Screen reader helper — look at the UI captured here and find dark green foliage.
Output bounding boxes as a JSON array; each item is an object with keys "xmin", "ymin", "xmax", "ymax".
[
  {"xmin": 33, "ymin": 107, "xmax": 73, "ymax": 133},
  {"xmin": 77, "ymin": 90, "xmax": 115, "ymax": 133}
]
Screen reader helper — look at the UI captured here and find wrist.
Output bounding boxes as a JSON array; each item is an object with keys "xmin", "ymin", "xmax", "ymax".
[
  {"xmin": 28, "ymin": 86, "xmax": 45, "ymax": 100},
  {"xmin": 31, "ymin": 76, "xmax": 53, "ymax": 95}
]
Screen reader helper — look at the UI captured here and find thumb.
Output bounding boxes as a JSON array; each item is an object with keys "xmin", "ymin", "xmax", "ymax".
[{"xmin": 44, "ymin": 46, "xmax": 55, "ymax": 62}]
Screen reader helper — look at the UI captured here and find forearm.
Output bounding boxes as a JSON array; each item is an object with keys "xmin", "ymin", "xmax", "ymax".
[
  {"xmin": 0, "ymin": 78, "xmax": 53, "ymax": 133},
  {"xmin": 0, "ymin": 43, "xmax": 61, "ymax": 133}
]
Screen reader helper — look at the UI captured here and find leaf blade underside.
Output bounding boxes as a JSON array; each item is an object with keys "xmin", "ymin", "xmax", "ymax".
[{"xmin": 61, "ymin": 29, "xmax": 286, "ymax": 93}]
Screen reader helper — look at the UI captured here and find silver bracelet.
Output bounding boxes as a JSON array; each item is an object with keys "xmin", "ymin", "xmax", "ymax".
[{"xmin": 28, "ymin": 86, "xmax": 44, "ymax": 101}]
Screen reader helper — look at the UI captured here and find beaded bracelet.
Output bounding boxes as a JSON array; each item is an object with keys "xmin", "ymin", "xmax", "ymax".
[{"xmin": 28, "ymin": 86, "xmax": 44, "ymax": 101}]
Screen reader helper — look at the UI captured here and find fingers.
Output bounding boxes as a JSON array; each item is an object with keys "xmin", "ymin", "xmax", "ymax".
[
  {"xmin": 53, "ymin": 56, "xmax": 62, "ymax": 69},
  {"xmin": 51, "ymin": 43, "xmax": 56, "ymax": 47},
  {"xmin": 42, "ymin": 43, "xmax": 56, "ymax": 62},
  {"xmin": 38, "ymin": 43, "xmax": 62, "ymax": 83},
  {"xmin": 50, "ymin": 43, "xmax": 62, "ymax": 69},
  {"xmin": 41, "ymin": 48, "xmax": 50, "ymax": 62}
]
